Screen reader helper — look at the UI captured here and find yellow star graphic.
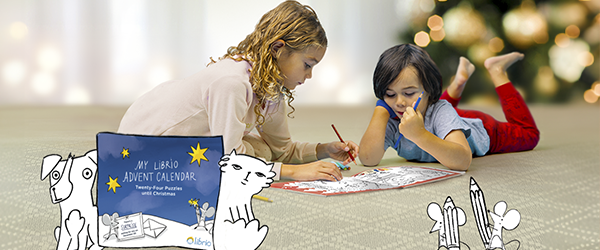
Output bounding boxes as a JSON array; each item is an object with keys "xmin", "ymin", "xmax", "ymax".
[
  {"xmin": 188, "ymin": 143, "xmax": 208, "ymax": 167},
  {"xmin": 106, "ymin": 176, "xmax": 121, "ymax": 193},
  {"xmin": 121, "ymin": 148, "xmax": 130, "ymax": 159}
]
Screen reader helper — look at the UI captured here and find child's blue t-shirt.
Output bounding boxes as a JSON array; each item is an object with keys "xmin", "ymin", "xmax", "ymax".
[{"xmin": 384, "ymin": 100, "xmax": 490, "ymax": 162}]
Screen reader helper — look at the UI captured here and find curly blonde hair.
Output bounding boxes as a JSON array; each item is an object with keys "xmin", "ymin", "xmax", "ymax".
[{"xmin": 217, "ymin": 0, "xmax": 327, "ymax": 125}]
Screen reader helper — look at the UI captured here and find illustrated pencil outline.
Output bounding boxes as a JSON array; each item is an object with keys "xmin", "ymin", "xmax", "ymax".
[
  {"xmin": 443, "ymin": 196, "xmax": 460, "ymax": 249},
  {"xmin": 470, "ymin": 177, "xmax": 491, "ymax": 248}
]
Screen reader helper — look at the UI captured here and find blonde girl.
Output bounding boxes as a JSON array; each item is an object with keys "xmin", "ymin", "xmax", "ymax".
[{"xmin": 119, "ymin": 1, "xmax": 358, "ymax": 181}]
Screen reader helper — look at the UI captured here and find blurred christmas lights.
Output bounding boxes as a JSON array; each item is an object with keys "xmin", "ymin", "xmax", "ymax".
[
  {"xmin": 414, "ymin": 31, "xmax": 431, "ymax": 47},
  {"xmin": 443, "ymin": 3, "xmax": 486, "ymax": 48},
  {"xmin": 503, "ymin": 1, "xmax": 548, "ymax": 49},
  {"xmin": 408, "ymin": 0, "xmax": 597, "ymax": 104}
]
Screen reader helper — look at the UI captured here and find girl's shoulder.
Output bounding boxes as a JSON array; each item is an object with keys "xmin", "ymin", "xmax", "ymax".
[
  {"xmin": 177, "ymin": 58, "xmax": 255, "ymax": 101},
  {"xmin": 202, "ymin": 58, "xmax": 253, "ymax": 87},
  {"xmin": 209, "ymin": 58, "xmax": 252, "ymax": 74}
]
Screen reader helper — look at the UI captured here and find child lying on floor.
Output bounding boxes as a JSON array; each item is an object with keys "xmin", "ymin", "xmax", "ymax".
[{"xmin": 359, "ymin": 44, "xmax": 540, "ymax": 170}]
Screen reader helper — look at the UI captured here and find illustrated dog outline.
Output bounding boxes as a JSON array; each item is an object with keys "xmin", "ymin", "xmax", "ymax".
[{"xmin": 41, "ymin": 150, "xmax": 102, "ymax": 250}]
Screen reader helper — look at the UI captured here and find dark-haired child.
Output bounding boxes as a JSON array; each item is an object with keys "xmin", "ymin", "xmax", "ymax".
[{"xmin": 359, "ymin": 44, "xmax": 539, "ymax": 170}]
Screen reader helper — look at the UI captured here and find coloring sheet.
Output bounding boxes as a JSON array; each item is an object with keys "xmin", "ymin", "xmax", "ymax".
[{"xmin": 271, "ymin": 166, "xmax": 463, "ymax": 196}]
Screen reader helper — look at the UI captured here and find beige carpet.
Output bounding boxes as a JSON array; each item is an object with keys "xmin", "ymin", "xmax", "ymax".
[{"xmin": 0, "ymin": 104, "xmax": 598, "ymax": 249}]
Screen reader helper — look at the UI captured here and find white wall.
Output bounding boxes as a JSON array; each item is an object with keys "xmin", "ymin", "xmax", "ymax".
[{"xmin": 0, "ymin": 0, "xmax": 412, "ymax": 106}]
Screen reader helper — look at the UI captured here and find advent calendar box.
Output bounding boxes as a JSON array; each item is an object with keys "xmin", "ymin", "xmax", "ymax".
[{"xmin": 96, "ymin": 132, "xmax": 223, "ymax": 249}]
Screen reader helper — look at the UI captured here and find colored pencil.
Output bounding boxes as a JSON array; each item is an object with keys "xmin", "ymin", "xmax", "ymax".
[
  {"xmin": 394, "ymin": 92, "xmax": 424, "ymax": 149},
  {"xmin": 331, "ymin": 124, "xmax": 357, "ymax": 164},
  {"xmin": 252, "ymin": 195, "xmax": 273, "ymax": 202}
]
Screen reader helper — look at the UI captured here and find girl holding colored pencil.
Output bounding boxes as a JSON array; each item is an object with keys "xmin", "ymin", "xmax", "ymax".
[
  {"xmin": 118, "ymin": 1, "xmax": 357, "ymax": 182},
  {"xmin": 359, "ymin": 44, "xmax": 539, "ymax": 170}
]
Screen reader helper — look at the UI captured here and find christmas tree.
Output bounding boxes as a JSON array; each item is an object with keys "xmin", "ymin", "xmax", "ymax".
[{"xmin": 402, "ymin": 0, "xmax": 599, "ymax": 104}]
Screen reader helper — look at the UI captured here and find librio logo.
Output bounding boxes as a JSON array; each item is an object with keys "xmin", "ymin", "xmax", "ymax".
[{"xmin": 186, "ymin": 236, "xmax": 212, "ymax": 247}]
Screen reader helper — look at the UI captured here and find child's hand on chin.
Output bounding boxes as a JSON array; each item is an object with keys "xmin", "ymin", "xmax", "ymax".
[{"xmin": 399, "ymin": 106, "xmax": 425, "ymax": 140}]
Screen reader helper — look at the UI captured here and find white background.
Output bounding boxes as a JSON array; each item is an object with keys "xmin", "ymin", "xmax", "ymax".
[{"xmin": 0, "ymin": 0, "xmax": 414, "ymax": 106}]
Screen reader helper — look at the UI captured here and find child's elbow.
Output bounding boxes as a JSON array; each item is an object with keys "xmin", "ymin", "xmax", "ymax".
[
  {"xmin": 446, "ymin": 154, "xmax": 472, "ymax": 171},
  {"xmin": 358, "ymin": 152, "xmax": 381, "ymax": 167},
  {"xmin": 358, "ymin": 141, "xmax": 385, "ymax": 167},
  {"xmin": 447, "ymin": 162, "xmax": 470, "ymax": 171},
  {"xmin": 359, "ymin": 157, "xmax": 380, "ymax": 167}
]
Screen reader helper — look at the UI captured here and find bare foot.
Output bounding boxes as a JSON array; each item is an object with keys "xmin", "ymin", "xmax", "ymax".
[
  {"xmin": 447, "ymin": 56, "xmax": 475, "ymax": 99},
  {"xmin": 484, "ymin": 52, "xmax": 524, "ymax": 87}
]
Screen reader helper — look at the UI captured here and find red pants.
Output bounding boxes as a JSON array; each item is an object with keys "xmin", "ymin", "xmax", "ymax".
[{"xmin": 440, "ymin": 83, "xmax": 540, "ymax": 154}]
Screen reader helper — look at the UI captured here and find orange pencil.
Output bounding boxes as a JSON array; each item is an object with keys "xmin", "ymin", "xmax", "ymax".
[{"xmin": 331, "ymin": 124, "xmax": 357, "ymax": 164}]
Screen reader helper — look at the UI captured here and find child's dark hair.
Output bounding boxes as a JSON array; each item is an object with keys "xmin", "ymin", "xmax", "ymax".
[{"xmin": 373, "ymin": 44, "xmax": 442, "ymax": 105}]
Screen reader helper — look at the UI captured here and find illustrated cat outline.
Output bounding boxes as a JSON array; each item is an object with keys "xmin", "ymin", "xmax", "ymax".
[
  {"xmin": 213, "ymin": 149, "xmax": 275, "ymax": 250},
  {"xmin": 41, "ymin": 150, "xmax": 102, "ymax": 250}
]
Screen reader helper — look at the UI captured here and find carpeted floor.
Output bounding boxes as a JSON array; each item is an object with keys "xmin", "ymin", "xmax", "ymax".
[{"xmin": 0, "ymin": 104, "xmax": 598, "ymax": 249}]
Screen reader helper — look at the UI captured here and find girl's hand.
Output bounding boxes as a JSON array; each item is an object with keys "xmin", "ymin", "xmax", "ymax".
[
  {"xmin": 399, "ymin": 106, "xmax": 426, "ymax": 140},
  {"xmin": 282, "ymin": 161, "xmax": 343, "ymax": 181},
  {"xmin": 317, "ymin": 141, "xmax": 359, "ymax": 165}
]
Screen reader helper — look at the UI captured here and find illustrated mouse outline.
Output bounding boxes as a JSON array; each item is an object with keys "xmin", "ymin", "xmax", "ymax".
[
  {"xmin": 470, "ymin": 177, "xmax": 521, "ymax": 250},
  {"xmin": 488, "ymin": 201, "xmax": 521, "ymax": 250},
  {"xmin": 100, "ymin": 212, "xmax": 119, "ymax": 240},
  {"xmin": 427, "ymin": 196, "xmax": 467, "ymax": 250}
]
